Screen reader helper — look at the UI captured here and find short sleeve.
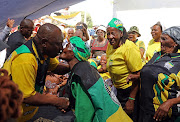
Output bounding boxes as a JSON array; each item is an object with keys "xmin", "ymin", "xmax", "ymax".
[
  {"xmin": 48, "ymin": 58, "xmax": 59, "ymax": 71},
  {"xmin": 11, "ymin": 54, "xmax": 37, "ymax": 98},
  {"xmin": 139, "ymin": 41, "xmax": 145, "ymax": 50},
  {"xmin": 125, "ymin": 47, "xmax": 142, "ymax": 73}
]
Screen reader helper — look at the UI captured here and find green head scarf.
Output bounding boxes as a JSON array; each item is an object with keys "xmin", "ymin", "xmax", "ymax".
[
  {"xmin": 107, "ymin": 18, "xmax": 123, "ymax": 31},
  {"xmin": 70, "ymin": 36, "xmax": 90, "ymax": 61}
]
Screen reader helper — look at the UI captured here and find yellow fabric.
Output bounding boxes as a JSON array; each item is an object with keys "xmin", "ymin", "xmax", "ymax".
[
  {"xmin": 135, "ymin": 40, "xmax": 145, "ymax": 50},
  {"xmin": 52, "ymin": 12, "xmax": 80, "ymax": 19},
  {"xmin": 106, "ymin": 106, "xmax": 132, "ymax": 122},
  {"xmin": 106, "ymin": 39, "xmax": 142, "ymax": 89},
  {"xmin": 153, "ymin": 72, "xmax": 180, "ymax": 117},
  {"xmin": 135, "ymin": 40, "xmax": 146, "ymax": 65},
  {"xmin": 97, "ymin": 65, "xmax": 111, "ymax": 80},
  {"xmin": 3, "ymin": 44, "xmax": 59, "ymax": 122},
  {"xmin": 146, "ymin": 39, "xmax": 161, "ymax": 62}
]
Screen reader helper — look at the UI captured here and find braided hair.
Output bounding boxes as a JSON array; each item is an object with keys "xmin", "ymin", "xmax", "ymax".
[{"xmin": 0, "ymin": 69, "xmax": 23, "ymax": 121}]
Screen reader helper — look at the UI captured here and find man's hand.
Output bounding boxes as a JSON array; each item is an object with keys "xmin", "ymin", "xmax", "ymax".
[
  {"xmin": 56, "ymin": 97, "xmax": 70, "ymax": 110},
  {"xmin": 153, "ymin": 100, "xmax": 173, "ymax": 121},
  {"xmin": 124, "ymin": 99, "xmax": 135, "ymax": 115},
  {"xmin": 6, "ymin": 18, "xmax": 15, "ymax": 28},
  {"xmin": 126, "ymin": 73, "xmax": 140, "ymax": 84}
]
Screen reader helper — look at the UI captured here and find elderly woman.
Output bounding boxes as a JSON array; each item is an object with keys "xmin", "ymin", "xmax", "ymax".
[
  {"xmin": 146, "ymin": 22, "xmax": 163, "ymax": 62},
  {"xmin": 60, "ymin": 36, "xmax": 132, "ymax": 122},
  {"xmin": 139, "ymin": 26, "xmax": 180, "ymax": 122},
  {"xmin": 128, "ymin": 26, "xmax": 145, "ymax": 59},
  {"xmin": 106, "ymin": 18, "xmax": 143, "ymax": 116},
  {"xmin": 90, "ymin": 25, "xmax": 109, "ymax": 59}
]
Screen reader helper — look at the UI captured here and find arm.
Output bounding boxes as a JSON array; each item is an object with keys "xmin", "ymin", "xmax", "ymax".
[
  {"xmin": 82, "ymin": 26, "xmax": 89, "ymax": 41},
  {"xmin": 153, "ymin": 94, "xmax": 180, "ymax": 121},
  {"xmin": 98, "ymin": 64, "xmax": 107, "ymax": 73},
  {"xmin": 52, "ymin": 62, "xmax": 70, "ymax": 75},
  {"xmin": 124, "ymin": 71, "xmax": 140, "ymax": 114},
  {"xmin": 124, "ymin": 46, "xmax": 142, "ymax": 114},
  {"xmin": 10, "ymin": 54, "xmax": 69, "ymax": 110},
  {"xmin": 23, "ymin": 92, "xmax": 69, "ymax": 109},
  {"xmin": 0, "ymin": 19, "xmax": 14, "ymax": 41},
  {"xmin": 140, "ymin": 48, "xmax": 145, "ymax": 58}
]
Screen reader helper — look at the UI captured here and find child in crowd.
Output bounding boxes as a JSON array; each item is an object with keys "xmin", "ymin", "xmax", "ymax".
[
  {"xmin": 97, "ymin": 54, "xmax": 117, "ymax": 95},
  {"xmin": 97, "ymin": 54, "xmax": 110, "ymax": 80},
  {"xmin": 44, "ymin": 72, "xmax": 68, "ymax": 96}
]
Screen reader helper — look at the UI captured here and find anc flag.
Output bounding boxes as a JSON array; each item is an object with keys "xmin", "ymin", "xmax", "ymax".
[{"xmin": 69, "ymin": 61, "xmax": 132, "ymax": 122}]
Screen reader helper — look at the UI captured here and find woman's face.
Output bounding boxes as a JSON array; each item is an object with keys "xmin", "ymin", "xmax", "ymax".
[
  {"xmin": 107, "ymin": 27, "xmax": 123, "ymax": 49},
  {"xmin": 97, "ymin": 29, "xmax": 105, "ymax": 38},
  {"xmin": 128, "ymin": 32, "xmax": 139, "ymax": 42},
  {"xmin": 160, "ymin": 34, "xmax": 178, "ymax": 54},
  {"xmin": 59, "ymin": 43, "xmax": 74, "ymax": 62},
  {"xmin": 151, "ymin": 25, "xmax": 162, "ymax": 41}
]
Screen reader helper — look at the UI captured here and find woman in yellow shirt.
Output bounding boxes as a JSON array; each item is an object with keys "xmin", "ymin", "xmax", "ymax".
[
  {"xmin": 106, "ymin": 18, "xmax": 142, "ymax": 118},
  {"xmin": 128, "ymin": 26, "xmax": 146, "ymax": 65},
  {"xmin": 146, "ymin": 22, "xmax": 163, "ymax": 62}
]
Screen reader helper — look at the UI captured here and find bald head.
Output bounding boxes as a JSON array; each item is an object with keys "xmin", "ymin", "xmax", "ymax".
[
  {"xmin": 35, "ymin": 23, "xmax": 64, "ymax": 58},
  {"xmin": 67, "ymin": 28, "xmax": 74, "ymax": 40},
  {"xmin": 37, "ymin": 23, "xmax": 63, "ymax": 41},
  {"xmin": 20, "ymin": 19, "xmax": 34, "ymax": 38},
  {"xmin": 20, "ymin": 19, "xmax": 33, "ymax": 27}
]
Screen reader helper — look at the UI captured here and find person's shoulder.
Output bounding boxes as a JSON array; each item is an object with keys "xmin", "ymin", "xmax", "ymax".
[
  {"xmin": 9, "ymin": 31, "xmax": 21, "ymax": 37},
  {"xmin": 148, "ymin": 39, "xmax": 154, "ymax": 46},
  {"xmin": 13, "ymin": 53, "xmax": 36, "ymax": 65},
  {"xmin": 8, "ymin": 31, "xmax": 23, "ymax": 41},
  {"xmin": 124, "ymin": 39, "xmax": 138, "ymax": 48},
  {"xmin": 138, "ymin": 40, "xmax": 145, "ymax": 44}
]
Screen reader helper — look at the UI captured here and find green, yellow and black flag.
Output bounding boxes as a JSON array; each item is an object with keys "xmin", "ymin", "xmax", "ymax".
[{"xmin": 69, "ymin": 61, "xmax": 132, "ymax": 122}]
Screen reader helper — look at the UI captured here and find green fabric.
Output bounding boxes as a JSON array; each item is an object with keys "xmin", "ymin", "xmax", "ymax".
[
  {"xmin": 89, "ymin": 61, "xmax": 97, "ymax": 69},
  {"xmin": 70, "ymin": 36, "xmax": 90, "ymax": 61},
  {"xmin": 88, "ymin": 77, "xmax": 119, "ymax": 121},
  {"xmin": 107, "ymin": 18, "xmax": 123, "ymax": 31},
  {"xmin": 15, "ymin": 44, "xmax": 31, "ymax": 54},
  {"xmin": 71, "ymin": 77, "xmax": 96, "ymax": 122}
]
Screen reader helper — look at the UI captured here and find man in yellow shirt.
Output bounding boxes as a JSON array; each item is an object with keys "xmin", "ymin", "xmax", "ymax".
[{"xmin": 3, "ymin": 23, "xmax": 69, "ymax": 121}]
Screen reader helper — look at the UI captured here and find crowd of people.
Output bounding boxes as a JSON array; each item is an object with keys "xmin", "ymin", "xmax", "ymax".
[{"xmin": 0, "ymin": 16, "xmax": 180, "ymax": 122}]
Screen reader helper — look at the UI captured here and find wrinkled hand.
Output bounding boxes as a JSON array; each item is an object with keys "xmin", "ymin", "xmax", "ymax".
[
  {"xmin": 56, "ymin": 97, "xmax": 70, "ymax": 110},
  {"xmin": 124, "ymin": 99, "xmax": 134, "ymax": 115},
  {"xmin": 6, "ymin": 18, "xmax": 15, "ymax": 28},
  {"xmin": 153, "ymin": 100, "xmax": 172, "ymax": 121}
]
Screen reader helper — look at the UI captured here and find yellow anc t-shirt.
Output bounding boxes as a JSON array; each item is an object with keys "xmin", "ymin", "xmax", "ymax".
[
  {"xmin": 135, "ymin": 40, "xmax": 146, "ymax": 65},
  {"xmin": 3, "ymin": 43, "xmax": 59, "ymax": 122},
  {"xmin": 106, "ymin": 39, "xmax": 142, "ymax": 89},
  {"xmin": 146, "ymin": 39, "xmax": 161, "ymax": 62},
  {"xmin": 135, "ymin": 40, "xmax": 145, "ymax": 51}
]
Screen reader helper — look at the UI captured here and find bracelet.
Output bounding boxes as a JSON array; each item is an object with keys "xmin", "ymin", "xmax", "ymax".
[{"xmin": 129, "ymin": 97, "xmax": 135, "ymax": 101}]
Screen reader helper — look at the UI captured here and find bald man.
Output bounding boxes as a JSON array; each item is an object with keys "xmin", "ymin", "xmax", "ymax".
[
  {"xmin": 6, "ymin": 19, "xmax": 34, "ymax": 58},
  {"xmin": 3, "ymin": 23, "xmax": 70, "ymax": 121},
  {"xmin": 63, "ymin": 28, "xmax": 74, "ymax": 48}
]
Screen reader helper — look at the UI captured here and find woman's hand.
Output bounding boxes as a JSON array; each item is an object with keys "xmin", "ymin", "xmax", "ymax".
[
  {"xmin": 124, "ymin": 99, "xmax": 135, "ymax": 115},
  {"xmin": 153, "ymin": 99, "xmax": 173, "ymax": 121},
  {"xmin": 126, "ymin": 73, "xmax": 140, "ymax": 84}
]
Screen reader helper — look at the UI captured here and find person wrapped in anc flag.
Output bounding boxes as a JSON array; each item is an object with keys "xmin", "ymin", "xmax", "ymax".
[{"xmin": 60, "ymin": 36, "xmax": 132, "ymax": 122}]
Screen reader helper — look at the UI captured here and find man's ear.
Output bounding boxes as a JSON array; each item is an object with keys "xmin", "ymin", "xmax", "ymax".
[
  {"xmin": 41, "ymin": 38, "xmax": 48, "ymax": 48},
  {"xmin": 120, "ymin": 31, "xmax": 123, "ymax": 38}
]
